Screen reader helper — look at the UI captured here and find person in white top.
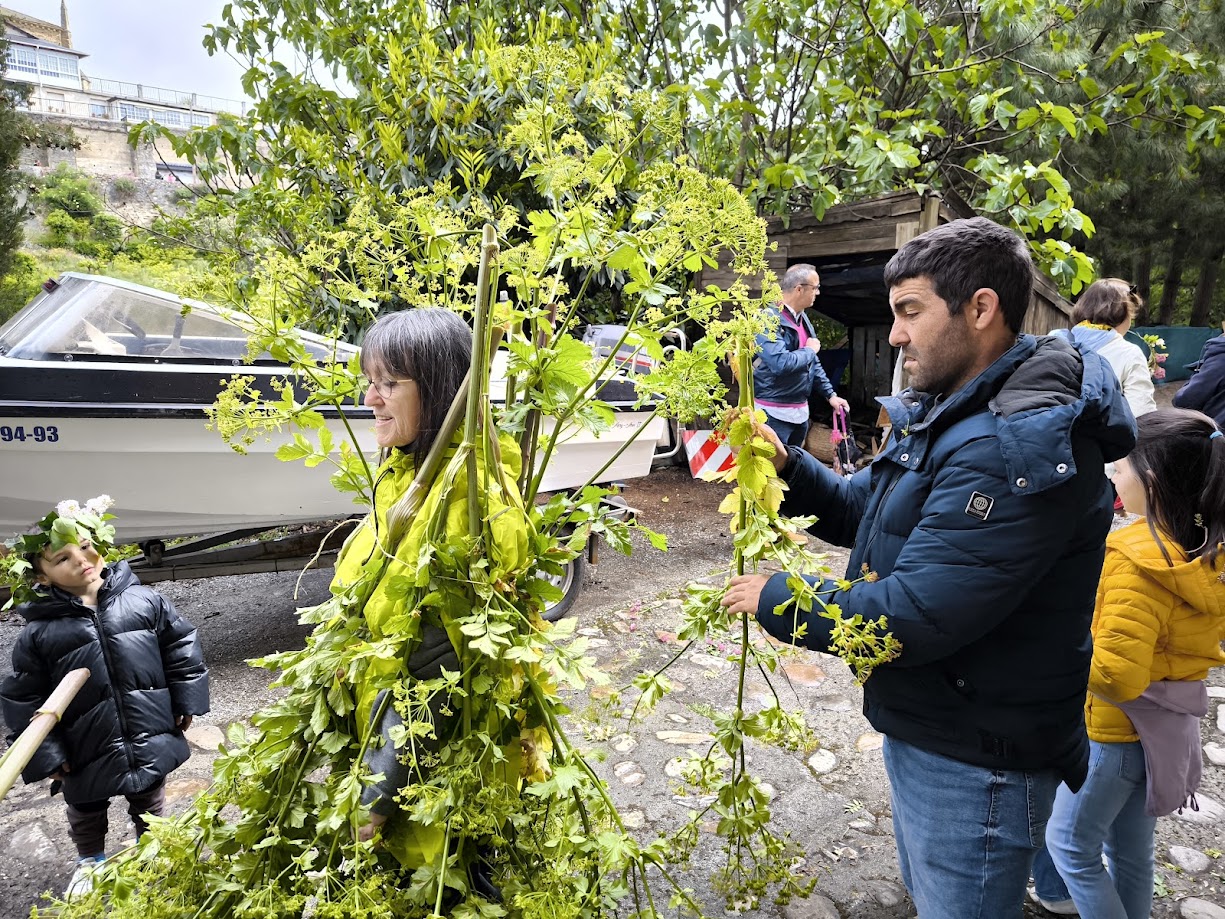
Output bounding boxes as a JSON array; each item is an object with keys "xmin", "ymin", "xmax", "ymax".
[{"xmin": 1051, "ymin": 278, "xmax": 1157, "ymax": 419}]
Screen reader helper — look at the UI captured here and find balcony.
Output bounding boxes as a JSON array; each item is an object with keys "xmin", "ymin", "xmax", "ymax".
[{"xmin": 89, "ymin": 79, "xmax": 247, "ymax": 116}]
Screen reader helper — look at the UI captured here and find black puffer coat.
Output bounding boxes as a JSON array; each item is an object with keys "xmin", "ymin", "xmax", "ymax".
[{"xmin": 0, "ymin": 562, "xmax": 209, "ymax": 805}]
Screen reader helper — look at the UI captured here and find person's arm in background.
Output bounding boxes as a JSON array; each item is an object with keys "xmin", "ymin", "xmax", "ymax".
[
  {"xmin": 1118, "ymin": 351, "xmax": 1157, "ymax": 418},
  {"xmin": 807, "ymin": 352, "xmax": 851, "ymax": 414},
  {"xmin": 755, "ymin": 327, "xmax": 821, "ymax": 378},
  {"xmin": 1173, "ymin": 338, "xmax": 1225, "ymax": 413}
]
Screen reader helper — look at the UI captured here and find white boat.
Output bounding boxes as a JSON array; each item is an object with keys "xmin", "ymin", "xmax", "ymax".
[{"xmin": 0, "ymin": 274, "xmax": 666, "ymax": 545}]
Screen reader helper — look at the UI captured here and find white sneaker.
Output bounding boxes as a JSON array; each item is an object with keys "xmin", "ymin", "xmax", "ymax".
[
  {"xmin": 64, "ymin": 855, "xmax": 105, "ymax": 899},
  {"xmin": 1027, "ymin": 886, "xmax": 1079, "ymax": 915}
]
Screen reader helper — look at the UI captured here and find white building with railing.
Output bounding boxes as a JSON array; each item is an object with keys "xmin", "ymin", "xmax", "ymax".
[{"xmin": 1, "ymin": 4, "xmax": 248, "ymax": 179}]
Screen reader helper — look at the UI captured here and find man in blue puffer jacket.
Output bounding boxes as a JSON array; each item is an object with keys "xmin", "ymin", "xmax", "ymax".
[
  {"xmin": 723, "ymin": 217, "xmax": 1136, "ymax": 919},
  {"xmin": 1172, "ymin": 324, "xmax": 1225, "ymax": 428},
  {"xmin": 751, "ymin": 264, "xmax": 851, "ymax": 446}
]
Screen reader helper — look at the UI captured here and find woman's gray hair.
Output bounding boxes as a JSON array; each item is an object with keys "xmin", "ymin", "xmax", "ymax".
[
  {"xmin": 360, "ymin": 308, "xmax": 473, "ymax": 551},
  {"xmin": 361, "ymin": 308, "xmax": 472, "ymax": 467}
]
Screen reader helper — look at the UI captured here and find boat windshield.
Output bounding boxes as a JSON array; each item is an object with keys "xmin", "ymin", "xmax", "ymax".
[{"xmin": 0, "ymin": 274, "xmax": 353, "ymax": 364}]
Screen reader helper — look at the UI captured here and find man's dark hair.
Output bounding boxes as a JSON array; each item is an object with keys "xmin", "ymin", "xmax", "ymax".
[
  {"xmin": 1072, "ymin": 278, "xmax": 1140, "ymax": 328},
  {"xmin": 883, "ymin": 217, "xmax": 1033, "ymax": 332},
  {"xmin": 360, "ymin": 307, "xmax": 472, "ymax": 467},
  {"xmin": 780, "ymin": 264, "xmax": 817, "ymax": 293}
]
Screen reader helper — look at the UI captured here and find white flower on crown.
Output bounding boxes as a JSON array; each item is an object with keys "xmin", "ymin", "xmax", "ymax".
[
  {"xmin": 55, "ymin": 499, "xmax": 82, "ymax": 518},
  {"xmin": 84, "ymin": 495, "xmax": 114, "ymax": 516}
]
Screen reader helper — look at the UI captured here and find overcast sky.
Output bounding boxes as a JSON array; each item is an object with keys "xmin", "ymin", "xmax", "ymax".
[{"xmin": 15, "ymin": 0, "xmax": 250, "ymax": 101}]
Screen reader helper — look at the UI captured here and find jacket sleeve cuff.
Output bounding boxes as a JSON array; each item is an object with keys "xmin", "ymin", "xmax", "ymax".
[
  {"xmin": 754, "ymin": 573, "xmax": 838, "ymax": 652},
  {"xmin": 26, "ymin": 737, "xmax": 68, "ymax": 783},
  {"xmin": 779, "ymin": 446, "xmax": 803, "ymax": 479},
  {"xmin": 170, "ymin": 673, "xmax": 211, "ymax": 715},
  {"xmin": 364, "ymin": 790, "xmax": 399, "ymax": 816}
]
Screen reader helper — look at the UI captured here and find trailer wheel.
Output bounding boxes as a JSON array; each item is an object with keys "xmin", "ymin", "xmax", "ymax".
[
  {"xmin": 140, "ymin": 539, "xmax": 166, "ymax": 566},
  {"xmin": 541, "ymin": 555, "xmax": 585, "ymax": 622}
]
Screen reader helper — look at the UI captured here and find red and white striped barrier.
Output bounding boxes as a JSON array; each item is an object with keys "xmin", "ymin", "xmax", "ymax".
[{"xmin": 682, "ymin": 430, "xmax": 735, "ymax": 479}]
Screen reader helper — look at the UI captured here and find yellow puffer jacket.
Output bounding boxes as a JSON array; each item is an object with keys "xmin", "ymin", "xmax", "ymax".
[
  {"xmin": 332, "ymin": 434, "xmax": 531, "ymax": 691},
  {"xmin": 1086, "ymin": 520, "xmax": 1225, "ymax": 743},
  {"xmin": 329, "ymin": 433, "xmax": 532, "ymax": 865}
]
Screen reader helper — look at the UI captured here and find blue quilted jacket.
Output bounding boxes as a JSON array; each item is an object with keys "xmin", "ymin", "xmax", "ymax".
[
  {"xmin": 1173, "ymin": 333, "xmax": 1225, "ymax": 428},
  {"xmin": 751, "ymin": 304, "xmax": 837, "ymax": 405},
  {"xmin": 756, "ymin": 335, "xmax": 1136, "ymax": 788}
]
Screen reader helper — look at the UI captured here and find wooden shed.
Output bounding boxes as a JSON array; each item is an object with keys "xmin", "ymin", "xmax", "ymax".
[{"xmin": 700, "ymin": 190, "xmax": 1074, "ymax": 408}]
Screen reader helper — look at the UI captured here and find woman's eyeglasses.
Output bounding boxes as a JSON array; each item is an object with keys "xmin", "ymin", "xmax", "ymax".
[{"xmin": 366, "ymin": 378, "xmax": 414, "ymax": 399}]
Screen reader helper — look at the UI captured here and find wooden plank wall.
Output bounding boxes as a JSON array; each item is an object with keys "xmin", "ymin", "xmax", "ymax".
[
  {"xmin": 850, "ymin": 325, "xmax": 896, "ymax": 406},
  {"xmin": 1025, "ymin": 274, "xmax": 1074, "ymax": 335}
]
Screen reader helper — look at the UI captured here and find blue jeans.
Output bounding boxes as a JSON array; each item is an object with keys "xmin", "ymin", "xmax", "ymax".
[
  {"xmin": 883, "ymin": 736, "xmax": 1061, "ymax": 919},
  {"xmin": 763, "ymin": 414, "xmax": 808, "ymax": 448},
  {"xmin": 1038, "ymin": 740, "xmax": 1154, "ymax": 919}
]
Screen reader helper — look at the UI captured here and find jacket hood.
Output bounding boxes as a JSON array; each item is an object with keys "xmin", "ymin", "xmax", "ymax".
[
  {"xmin": 1109, "ymin": 521, "xmax": 1225, "ymax": 621},
  {"xmin": 881, "ymin": 335, "xmax": 1137, "ymax": 495},
  {"xmin": 20, "ymin": 561, "xmax": 138, "ymax": 621},
  {"xmin": 1050, "ymin": 325, "xmax": 1120, "ymax": 356}
]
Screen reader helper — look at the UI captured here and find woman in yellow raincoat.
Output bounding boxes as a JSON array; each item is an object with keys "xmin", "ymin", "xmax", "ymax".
[{"xmin": 330, "ymin": 308, "xmax": 531, "ymax": 881}]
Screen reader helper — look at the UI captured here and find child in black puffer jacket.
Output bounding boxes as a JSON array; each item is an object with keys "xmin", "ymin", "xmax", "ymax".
[{"xmin": 0, "ymin": 497, "xmax": 209, "ymax": 898}]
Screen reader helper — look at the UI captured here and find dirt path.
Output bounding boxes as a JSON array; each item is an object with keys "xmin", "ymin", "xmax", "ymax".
[{"xmin": 2, "ymin": 462, "xmax": 1223, "ymax": 918}]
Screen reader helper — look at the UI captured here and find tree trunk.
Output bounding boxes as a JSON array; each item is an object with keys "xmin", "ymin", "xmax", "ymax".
[
  {"xmin": 1132, "ymin": 247, "xmax": 1153, "ymax": 324},
  {"xmin": 1157, "ymin": 231, "xmax": 1190, "ymax": 326},
  {"xmin": 1190, "ymin": 245, "xmax": 1224, "ymax": 327}
]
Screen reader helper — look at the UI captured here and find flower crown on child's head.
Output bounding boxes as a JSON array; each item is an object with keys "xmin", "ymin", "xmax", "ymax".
[{"xmin": 1, "ymin": 495, "xmax": 116, "ymax": 609}]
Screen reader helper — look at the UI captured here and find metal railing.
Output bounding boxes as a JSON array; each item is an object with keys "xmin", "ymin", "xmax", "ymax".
[
  {"xmin": 22, "ymin": 95, "xmax": 224, "ymax": 129},
  {"xmin": 90, "ymin": 79, "xmax": 247, "ymax": 116}
]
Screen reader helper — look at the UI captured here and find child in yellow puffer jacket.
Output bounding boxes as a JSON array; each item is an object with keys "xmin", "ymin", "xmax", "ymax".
[{"xmin": 1033, "ymin": 408, "xmax": 1225, "ymax": 919}]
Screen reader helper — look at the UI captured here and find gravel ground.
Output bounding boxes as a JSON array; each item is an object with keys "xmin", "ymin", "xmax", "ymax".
[{"xmin": 2, "ymin": 434, "xmax": 1223, "ymax": 918}]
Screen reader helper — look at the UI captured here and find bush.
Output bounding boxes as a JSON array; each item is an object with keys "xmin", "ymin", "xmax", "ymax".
[
  {"xmin": 40, "ymin": 209, "xmax": 84, "ymax": 248},
  {"xmin": 90, "ymin": 213, "xmax": 124, "ymax": 244},
  {"xmin": 35, "ymin": 164, "xmax": 102, "ymax": 218},
  {"xmin": 0, "ymin": 251, "xmax": 43, "ymax": 324},
  {"xmin": 110, "ymin": 176, "xmax": 138, "ymax": 203}
]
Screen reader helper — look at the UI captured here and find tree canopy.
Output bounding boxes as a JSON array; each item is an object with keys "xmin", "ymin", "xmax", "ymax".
[{"xmin": 137, "ymin": 0, "xmax": 1225, "ymax": 305}]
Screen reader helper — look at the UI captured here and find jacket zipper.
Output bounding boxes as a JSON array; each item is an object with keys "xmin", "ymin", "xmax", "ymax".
[
  {"xmin": 859, "ymin": 461, "xmax": 906, "ymax": 564},
  {"xmin": 89, "ymin": 601, "xmax": 138, "ymax": 771}
]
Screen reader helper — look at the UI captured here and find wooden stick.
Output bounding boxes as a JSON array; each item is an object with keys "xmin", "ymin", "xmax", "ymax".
[{"xmin": 0, "ymin": 668, "xmax": 90, "ymax": 802}]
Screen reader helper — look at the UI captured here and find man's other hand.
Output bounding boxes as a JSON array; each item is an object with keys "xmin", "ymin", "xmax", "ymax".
[
  {"xmin": 358, "ymin": 811, "xmax": 388, "ymax": 843},
  {"xmin": 755, "ymin": 419, "xmax": 789, "ymax": 472},
  {"xmin": 805, "ymin": 337, "xmax": 822, "ymax": 353},
  {"xmin": 722, "ymin": 574, "xmax": 772, "ymax": 615}
]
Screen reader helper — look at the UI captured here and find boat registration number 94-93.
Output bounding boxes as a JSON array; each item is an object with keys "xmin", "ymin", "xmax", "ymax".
[{"xmin": 0, "ymin": 425, "xmax": 60, "ymax": 443}]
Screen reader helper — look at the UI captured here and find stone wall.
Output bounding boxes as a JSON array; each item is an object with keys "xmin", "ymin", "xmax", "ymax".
[{"xmin": 20, "ymin": 113, "xmax": 189, "ymax": 179}]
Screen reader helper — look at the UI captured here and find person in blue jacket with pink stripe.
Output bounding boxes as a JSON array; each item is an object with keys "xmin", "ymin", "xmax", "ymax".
[{"xmin": 751, "ymin": 264, "xmax": 850, "ymax": 446}]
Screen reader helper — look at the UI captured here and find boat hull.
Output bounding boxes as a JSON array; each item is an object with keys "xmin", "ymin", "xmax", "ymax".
[
  {"xmin": 0, "ymin": 409, "xmax": 665, "ymax": 541},
  {"xmin": 0, "ymin": 412, "xmax": 377, "ymax": 542}
]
